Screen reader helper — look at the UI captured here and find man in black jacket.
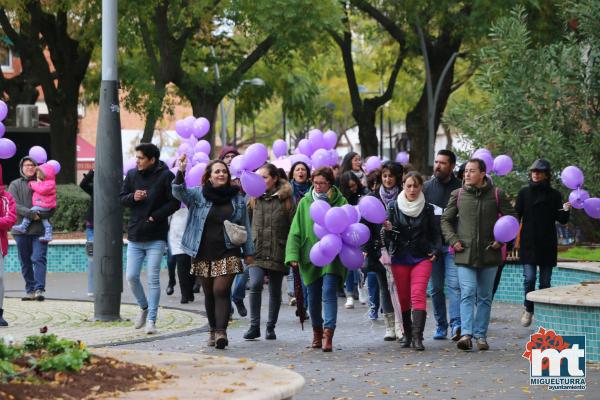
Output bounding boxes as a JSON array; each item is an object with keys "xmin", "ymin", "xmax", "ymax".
[
  {"xmin": 79, "ymin": 169, "xmax": 94, "ymax": 297},
  {"xmin": 423, "ymin": 150, "xmax": 462, "ymax": 341},
  {"xmin": 120, "ymin": 143, "xmax": 179, "ymax": 334}
]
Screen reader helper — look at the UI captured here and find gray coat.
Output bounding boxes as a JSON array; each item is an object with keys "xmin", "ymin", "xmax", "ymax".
[{"xmin": 8, "ymin": 156, "xmax": 55, "ymax": 236}]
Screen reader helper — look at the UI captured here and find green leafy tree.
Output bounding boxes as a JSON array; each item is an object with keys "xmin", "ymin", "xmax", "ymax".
[{"xmin": 445, "ymin": 5, "xmax": 600, "ymax": 239}]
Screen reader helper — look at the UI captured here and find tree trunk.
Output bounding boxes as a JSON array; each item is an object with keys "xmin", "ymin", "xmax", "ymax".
[
  {"xmin": 47, "ymin": 99, "xmax": 79, "ymax": 184},
  {"xmin": 355, "ymin": 104, "xmax": 379, "ymax": 157},
  {"xmin": 189, "ymin": 96, "xmax": 219, "ymax": 157},
  {"xmin": 405, "ymin": 42, "xmax": 459, "ymax": 174}
]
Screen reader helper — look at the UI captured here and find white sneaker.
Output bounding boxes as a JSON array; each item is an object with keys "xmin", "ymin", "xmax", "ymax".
[
  {"xmin": 134, "ymin": 308, "xmax": 149, "ymax": 329},
  {"xmin": 358, "ymin": 285, "xmax": 368, "ymax": 305},
  {"xmin": 344, "ymin": 296, "xmax": 355, "ymax": 309},
  {"xmin": 145, "ymin": 321, "xmax": 157, "ymax": 334},
  {"xmin": 521, "ymin": 309, "xmax": 533, "ymax": 327}
]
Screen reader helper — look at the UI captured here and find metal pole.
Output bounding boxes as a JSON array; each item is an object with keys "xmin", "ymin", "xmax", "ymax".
[
  {"xmin": 388, "ymin": 114, "xmax": 393, "ymax": 160},
  {"xmin": 210, "ymin": 47, "xmax": 227, "ymax": 147},
  {"xmin": 94, "ymin": 0, "xmax": 123, "ymax": 321},
  {"xmin": 379, "ymin": 106, "xmax": 384, "ymax": 158}
]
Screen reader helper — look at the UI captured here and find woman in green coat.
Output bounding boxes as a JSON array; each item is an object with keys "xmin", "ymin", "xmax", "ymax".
[{"xmin": 285, "ymin": 167, "xmax": 347, "ymax": 352}]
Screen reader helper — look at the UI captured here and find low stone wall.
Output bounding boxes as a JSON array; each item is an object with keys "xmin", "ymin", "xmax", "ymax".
[{"xmin": 5, "ymin": 240, "xmax": 169, "ymax": 273}]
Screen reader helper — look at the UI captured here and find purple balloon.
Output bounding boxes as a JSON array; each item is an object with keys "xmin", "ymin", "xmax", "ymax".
[
  {"xmin": 395, "ymin": 151, "xmax": 409, "ymax": 164},
  {"xmin": 243, "ymin": 143, "xmax": 269, "ymax": 171},
  {"xmin": 473, "ymin": 152, "xmax": 493, "ymax": 174},
  {"xmin": 569, "ymin": 189, "xmax": 589, "ymax": 209},
  {"xmin": 178, "ymin": 143, "xmax": 193, "ymax": 156},
  {"xmin": 194, "ymin": 140, "xmax": 211, "ymax": 155},
  {"xmin": 123, "ymin": 158, "xmax": 136, "ymax": 175},
  {"xmin": 0, "ymin": 122, "xmax": 5, "ymax": 138},
  {"xmin": 341, "ymin": 223, "xmax": 370, "ymax": 247},
  {"xmin": 230, "ymin": 155, "xmax": 245, "ymax": 177},
  {"xmin": 175, "ymin": 119, "xmax": 191, "ymax": 138},
  {"xmin": 493, "ymin": 155, "xmax": 513, "ymax": 176},
  {"xmin": 341, "ymin": 204, "xmax": 360, "ymax": 224},
  {"xmin": 473, "ymin": 148, "xmax": 492, "ymax": 157},
  {"xmin": 320, "ymin": 233, "xmax": 343, "ymax": 258},
  {"xmin": 323, "ymin": 130, "xmax": 337, "ymax": 150},
  {"xmin": 192, "ymin": 117, "xmax": 210, "ymax": 139},
  {"xmin": 29, "ymin": 146, "xmax": 48, "ymax": 164},
  {"xmin": 364, "ymin": 156, "xmax": 382, "ymax": 173},
  {"xmin": 308, "ymin": 129, "xmax": 325, "ymax": 150},
  {"xmin": 309, "ymin": 242, "xmax": 335, "ymax": 267},
  {"xmin": 583, "ymin": 198, "xmax": 600, "ymax": 219},
  {"xmin": 289, "ymin": 154, "xmax": 312, "ymax": 169},
  {"xmin": 310, "ymin": 200, "xmax": 331, "ymax": 227},
  {"xmin": 272, "ymin": 139, "xmax": 287, "ymax": 158},
  {"xmin": 327, "ymin": 150, "xmax": 338, "ymax": 166},
  {"xmin": 192, "ymin": 152, "xmax": 210, "ymax": 165},
  {"xmin": 46, "ymin": 160, "xmax": 61, "ymax": 175},
  {"xmin": 311, "ymin": 148, "xmax": 329, "ymax": 169},
  {"xmin": 493, "ymin": 215, "xmax": 520, "ymax": 243},
  {"xmin": 325, "ymin": 207, "xmax": 350, "ymax": 234},
  {"xmin": 0, "ymin": 138, "xmax": 16, "ymax": 159},
  {"xmin": 186, "ymin": 163, "xmax": 206, "ymax": 187},
  {"xmin": 313, "ymin": 223, "xmax": 328, "ymax": 239},
  {"xmin": 358, "ymin": 196, "xmax": 386, "ymax": 224},
  {"xmin": 339, "ymin": 244, "xmax": 364, "ymax": 270},
  {"xmin": 561, "ymin": 166, "xmax": 584, "ymax": 190},
  {"xmin": 241, "ymin": 170, "xmax": 267, "ymax": 197},
  {"xmin": 297, "ymin": 139, "xmax": 313, "ymax": 156},
  {"xmin": 0, "ymin": 100, "xmax": 7, "ymax": 121}
]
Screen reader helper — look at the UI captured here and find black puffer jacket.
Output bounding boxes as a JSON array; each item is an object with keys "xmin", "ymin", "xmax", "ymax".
[
  {"xmin": 79, "ymin": 169, "xmax": 94, "ymax": 227},
  {"xmin": 385, "ymin": 201, "xmax": 441, "ymax": 259},
  {"xmin": 120, "ymin": 161, "xmax": 179, "ymax": 242}
]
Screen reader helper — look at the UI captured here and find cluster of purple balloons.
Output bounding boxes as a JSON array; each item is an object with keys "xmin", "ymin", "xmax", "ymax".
[
  {"xmin": 472, "ymin": 148, "xmax": 513, "ymax": 176},
  {"xmin": 27, "ymin": 146, "xmax": 61, "ymax": 174},
  {"xmin": 0, "ymin": 100, "xmax": 17, "ymax": 160},
  {"xmin": 561, "ymin": 166, "xmax": 600, "ymax": 219},
  {"xmin": 308, "ymin": 195, "xmax": 387, "ymax": 270},
  {"xmin": 175, "ymin": 116, "xmax": 210, "ymax": 140},
  {"xmin": 296, "ymin": 129, "xmax": 339, "ymax": 169},
  {"xmin": 229, "ymin": 143, "xmax": 270, "ymax": 197}
]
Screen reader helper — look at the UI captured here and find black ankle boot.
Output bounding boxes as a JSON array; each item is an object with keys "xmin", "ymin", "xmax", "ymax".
[
  {"xmin": 265, "ymin": 325, "xmax": 276, "ymax": 340},
  {"xmin": 399, "ymin": 310, "xmax": 412, "ymax": 348},
  {"xmin": 0, "ymin": 309, "xmax": 7, "ymax": 327},
  {"xmin": 243, "ymin": 325, "xmax": 261, "ymax": 340}
]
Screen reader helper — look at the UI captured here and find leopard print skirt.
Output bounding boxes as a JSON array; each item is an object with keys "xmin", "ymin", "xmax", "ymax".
[{"xmin": 191, "ymin": 255, "xmax": 243, "ymax": 278}]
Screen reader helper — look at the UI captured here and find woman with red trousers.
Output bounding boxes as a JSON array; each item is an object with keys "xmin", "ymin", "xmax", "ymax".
[{"xmin": 383, "ymin": 171, "xmax": 441, "ymax": 351}]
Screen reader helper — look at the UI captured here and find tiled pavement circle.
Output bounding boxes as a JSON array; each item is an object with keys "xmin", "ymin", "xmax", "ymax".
[{"xmin": 0, "ymin": 298, "xmax": 207, "ymax": 346}]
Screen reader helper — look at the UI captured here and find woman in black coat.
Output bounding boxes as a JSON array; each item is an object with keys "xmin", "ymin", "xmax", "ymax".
[{"xmin": 515, "ymin": 159, "xmax": 570, "ymax": 327}]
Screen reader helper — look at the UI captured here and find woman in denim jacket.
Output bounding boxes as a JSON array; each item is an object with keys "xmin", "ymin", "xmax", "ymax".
[{"xmin": 172, "ymin": 156, "xmax": 254, "ymax": 349}]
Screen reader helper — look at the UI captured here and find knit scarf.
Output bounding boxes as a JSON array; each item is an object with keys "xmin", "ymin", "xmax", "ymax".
[
  {"xmin": 379, "ymin": 185, "xmax": 400, "ymax": 205},
  {"xmin": 397, "ymin": 190, "xmax": 426, "ymax": 218},
  {"xmin": 352, "ymin": 169, "xmax": 365, "ymax": 182},
  {"xmin": 291, "ymin": 180, "xmax": 311, "ymax": 203},
  {"xmin": 202, "ymin": 181, "xmax": 240, "ymax": 205},
  {"xmin": 312, "ymin": 188, "xmax": 330, "ymax": 202}
]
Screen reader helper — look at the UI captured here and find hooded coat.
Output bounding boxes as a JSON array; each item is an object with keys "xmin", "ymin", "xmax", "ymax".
[
  {"xmin": 285, "ymin": 187, "xmax": 348, "ymax": 286},
  {"xmin": 29, "ymin": 163, "xmax": 57, "ymax": 209},
  {"xmin": 9, "ymin": 157, "xmax": 54, "ymax": 236},
  {"xmin": 248, "ymin": 180, "xmax": 295, "ymax": 273},
  {"xmin": 0, "ymin": 163, "xmax": 17, "ymax": 256}
]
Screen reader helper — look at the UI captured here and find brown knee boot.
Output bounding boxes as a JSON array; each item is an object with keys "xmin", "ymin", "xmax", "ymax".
[
  {"xmin": 323, "ymin": 328, "xmax": 334, "ymax": 352},
  {"xmin": 411, "ymin": 310, "xmax": 426, "ymax": 351},
  {"xmin": 312, "ymin": 327, "xmax": 323, "ymax": 349}
]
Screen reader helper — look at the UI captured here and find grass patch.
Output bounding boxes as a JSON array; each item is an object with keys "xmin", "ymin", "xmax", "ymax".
[{"xmin": 559, "ymin": 247, "xmax": 600, "ymax": 261}]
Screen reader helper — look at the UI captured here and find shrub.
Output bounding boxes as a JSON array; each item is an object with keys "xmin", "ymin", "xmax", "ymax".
[{"xmin": 53, "ymin": 184, "xmax": 90, "ymax": 232}]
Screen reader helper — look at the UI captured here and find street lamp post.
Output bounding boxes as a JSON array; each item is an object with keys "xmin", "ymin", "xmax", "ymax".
[
  {"xmin": 223, "ymin": 78, "xmax": 265, "ymax": 146},
  {"xmin": 94, "ymin": 0, "xmax": 123, "ymax": 321}
]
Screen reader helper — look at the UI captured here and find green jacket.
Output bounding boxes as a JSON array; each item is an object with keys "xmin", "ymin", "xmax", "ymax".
[
  {"xmin": 249, "ymin": 180, "xmax": 295, "ymax": 274},
  {"xmin": 441, "ymin": 179, "xmax": 516, "ymax": 267},
  {"xmin": 285, "ymin": 187, "xmax": 348, "ymax": 286}
]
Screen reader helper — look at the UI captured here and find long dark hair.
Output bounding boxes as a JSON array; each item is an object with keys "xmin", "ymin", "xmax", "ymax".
[
  {"xmin": 339, "ymin": 171, "xmax": 364, "ymax": 205},
  {"xmin": 381, "ymin": 161, "xmax": 404, "ymax": 189},
  {"xmin": 201, "ymin": 160, "xmax": 231, "ymax": 186},
  {"xmin": 288, "ymin": 161, "xmax": 311, "ymax": 182},
  {"xmin": 340, "ymin": 152, "xmax": 361, "ymax": 175}
]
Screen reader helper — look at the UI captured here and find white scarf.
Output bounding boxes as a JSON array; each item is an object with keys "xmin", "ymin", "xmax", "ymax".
[{"xmin": 397, "ymin": 191, "xmax": 426, "ymax": 218}]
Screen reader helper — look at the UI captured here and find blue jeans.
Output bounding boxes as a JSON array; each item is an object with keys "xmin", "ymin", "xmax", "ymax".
[
  {"xmin": 430, "ymin": 250, "xmax": 461, "ymax": 330},
  {"xmin": 523, "ymin": 264, "xmax": 553, "ymax": 313},
  {"xmin": 457, "ymin": 265, "xmax": 498, "ymax": 339},
  {"xmin": 15, "ymin": 235, "xmax": 48, "ymax": 293},
  {"xmin": 307, "ymin": 274, "xmax": 340, "ymax": 330},
  {"xmin": 232, "ymin": 262, "xmax": 249, "ymax": 303},
  {"xmin": 344, "ymin": 269, "xmax": 359, "ymax": 296},
  {"xmin": 125, "ymin": 240, "xmax": 166, "ymax": 322},
  {"xmin": 86, "ymin": 227, "xmax": 94, "ymax": 294},
  {"xmin": 367, "ymin": 271, "xmax": 379, "ymax": 310}
]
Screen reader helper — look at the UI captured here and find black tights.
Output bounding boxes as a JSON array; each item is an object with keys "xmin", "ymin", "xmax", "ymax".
[{"xmin": 200, "ymin": 274, "xmax": 236, "ymax": 331}]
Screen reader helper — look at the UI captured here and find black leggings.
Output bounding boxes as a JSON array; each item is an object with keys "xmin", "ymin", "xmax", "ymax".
[
  {"xmin": 200, "ymin": 274, "xmax": 236, "ymax": 331},
  {"xmin": 175, "ymin": 254, "xmax": 194, "ymax": 298}
]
